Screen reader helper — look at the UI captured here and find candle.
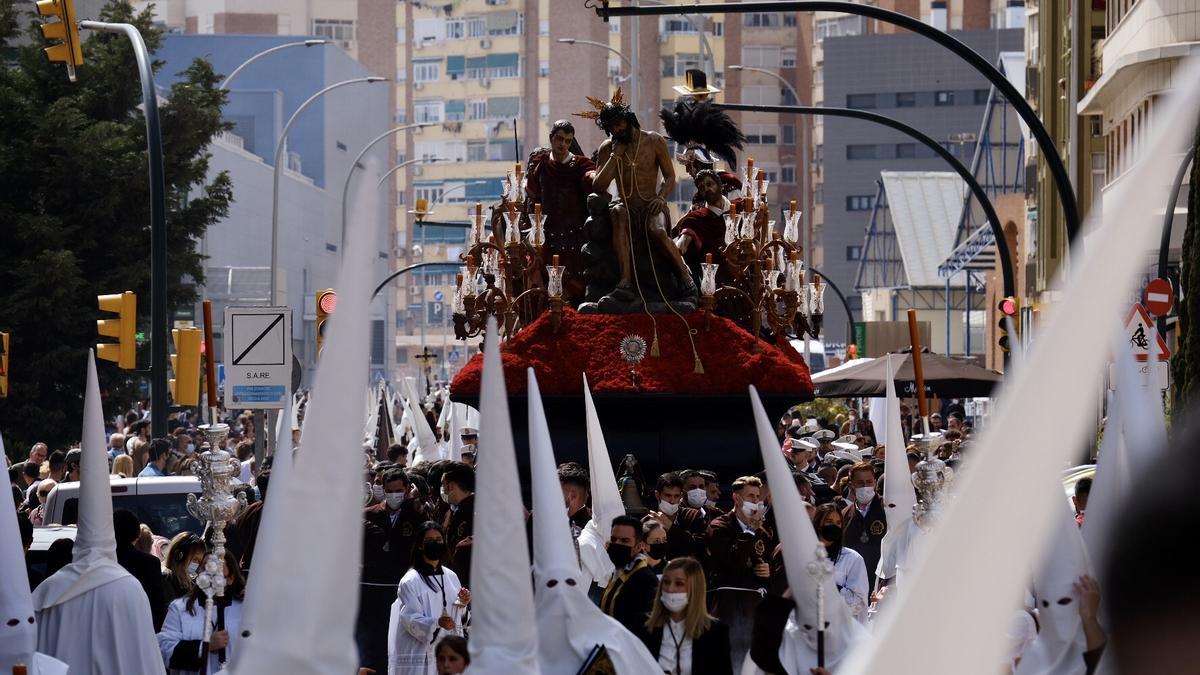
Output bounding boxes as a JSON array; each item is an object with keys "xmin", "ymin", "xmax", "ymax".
[
  {"xmin": 705, "ymin": 253, "xmax": 713, "ymax": 264},
  {"xmin": 552, "ymin": 254, "xmax": 560, "ymax": 266},
  {"xmin": 790, "ymin": 251, "xmax": 798, "ymax": 262},
  {"xmin": 475, "ymin": 203, "xmax": 482, "ymax": 219},
  {"xmin": 466, "ymin": 255, "xmax": 475, "ymax": 270},
  {"xmin": 535, "ymin": 202, "xmax": 542, "ymax": 221},
  {"xmin": 506, "ymin": 200, "xmax": 516, "ymax": 218},
  {"xmin": 765, "ymin": 257, "xmax": 773, "ymax": 271},
  {"xmin": 515, "ymin": 162, "xmax": 522, "ymax": 177},
  {"xmin": 756, "ymin": 173, "xmax": 764, "ymax": 191},
  {"xmin": 456, "ymin": 272, "xmax": 463, "ymax": 287},
  {"xmin": 747, "ymin": 157, "xmax": 754, "ymax": 172},
  {"xmin": 790, "ymin": 199, "xmax": 797, "ymax": 212},
  {"xmin": 729, "ymin": 202, "xmax": 737, "ymax": 218}
]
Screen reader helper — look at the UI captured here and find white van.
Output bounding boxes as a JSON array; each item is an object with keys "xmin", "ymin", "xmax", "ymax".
[
  {"xmin": 789, "ymin": 338, "xmax": 827, "ymax": 373},
  {"xmin": 41, "ymin": 476, "xmax": 204, "ymax": 540}
]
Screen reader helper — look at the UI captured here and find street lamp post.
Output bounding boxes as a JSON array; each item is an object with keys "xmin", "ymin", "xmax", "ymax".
[
  {"xmin": 269, "ymin": 76, "xmax": 387, "ymax": 305},
  {"xmin": 556, "ymin": 38, "xmax": 634, "ymax": 83},
  {"xmin": 219, "ymin": 40, "xmax": 328, "ymax": 90},
  {"xmin": 730, "ymin": 64, "xmax": 810, "ymax": 361},
  {"xmin": 340, "ymin": 123, "xmax": 435, "ymax": 254}
]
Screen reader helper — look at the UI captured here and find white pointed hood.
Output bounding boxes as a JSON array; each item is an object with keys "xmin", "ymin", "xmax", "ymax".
[
  {"xmin": 403, "ymin": 378, "xmax": 439, "ymax": 466},
  {"xmin": 576, "ymin": 374, "xmax": 625, "ymax": 586},
  {"xmin": 1014, "ymin": 498, "xmax": 1092, "ymax": 675},
  {"xmin": 447, "ymin": 403, "xmax": 480, "ymax": 462},
  {"xmin": 750, "ymin": 386, "xmax": 870, "ymax": 671},
  {"xmin": 32, "ymin": 352, "xmax": 130, "ymax": 610},
  {"xmin": 0, "ymin": 426, "xmax": 37, "ymax": 671},
  {"xmin": 528, "ymin": 369, "xmax": 660, "ymax": 674},
  {"xmin": 466, "ymin": 319, "xmax": 540, "ymax": 673},
  {"xmin": 877, "ymin": 354, "xmax": 919, "ymax": 584},
  {"xmin": 238, "ymin": 394, "xmax": 293, "ymax": 639},
  {"xmin": 226, "ymin": 158, "xmax": 377, "ymax": 675}
]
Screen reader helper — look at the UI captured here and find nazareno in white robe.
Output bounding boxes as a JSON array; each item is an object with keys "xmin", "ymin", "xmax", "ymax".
[
  {"xmin": 388, "ymin": 565, "xmax": 465, "ymax": 675},
  {"xmin": 157, "ymin": 595, "xmax": 244, "ymax": 674}
]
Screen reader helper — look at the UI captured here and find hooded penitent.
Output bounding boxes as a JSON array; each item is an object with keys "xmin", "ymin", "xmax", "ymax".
[
  {"xmin": 1014, "ymin": 498, "xmax": 1093, "ymax": 675},
  {"xmin": 447, "ymin": 402, "xmax": 480, "ymax": 462},
  {"xmin": 403, "ymin": 377, "xmax": 439, "ymax": 466},
  {"xmin": 32, "ymin": 352, "xmax": 163, "ymax": 674},
  {"xmin": 225, "ymin": 158, "xmax": 378, "ymax": 675},
  {"xmin": 0, "ymin": 426, "xmax": 68, "ymax": 675},
  {"xmin": 527, "ymin": 368, "xmax": 661, "ymax": 674},
  {"xmin": 876, "ymin": 354, "xmax": 920, "ymax": 587},
  {"xmin": 749, "ymin": 385, "xmax": 870, "ymax": 673},
  {"xmin": 466, "ymin": 319, "xmax": 540, "ymax": 673},
  {"xmin": 576, "ymin": 373, "xmax": 626, "ymax": 587}
]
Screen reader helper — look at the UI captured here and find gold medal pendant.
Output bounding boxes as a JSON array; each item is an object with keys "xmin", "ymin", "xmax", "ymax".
[{"xmin": 438, "ymin": 612, "xmax": 456, "ymax": 631}]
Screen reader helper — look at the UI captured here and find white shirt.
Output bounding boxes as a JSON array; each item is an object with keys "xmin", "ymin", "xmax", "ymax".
[
  {"xmin": 831, "ymin": 547, "xmax": 870, "ymax": 624},
  {"xmin": 657, "ymin": 619, "xmax": 693, "ymax": 675}
]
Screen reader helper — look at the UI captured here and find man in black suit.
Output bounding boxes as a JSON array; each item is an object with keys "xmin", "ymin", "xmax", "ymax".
[
  {"xmin": 113, "ymin": 509, "xmax": 168, "ymax": 630},
  {"xmin": 600, "ymin": 515, "xmax": 659, "ymax": 635},
  {"xmin": 841, "ymin": 461, "xmax": 887, "ymax": 590},
  {"xmin": 647, "ymin": 471, "xmax": 708, "ymax": 561}
]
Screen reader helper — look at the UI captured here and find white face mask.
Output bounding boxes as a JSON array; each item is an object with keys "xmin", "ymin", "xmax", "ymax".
[
  {"xmin": 686, "ymin": 488, "xmax": 707, "ymax": 508},
  {"xmin": 740, "ymin": 501, "xmax": 763, "ymax": 519},
  {"xmin": 186, "ymin": 561, "xmax": 200, "ymax": 578},
  {"xmin": 385, "ymin": 492, "xmax": 406, "ymax": 509},
  {"xmin": 440, "ymin": 486, "xmax": 453, "ymax": 504},
  {"xmin": 371, "ymin": 485, "xmax": 385, "ymax": 502},
  {"xmin": 854, "ymin": 486, "xmax": 876, "ymax": 504},
  {"xmin": 658, "ymin": 499, "xmax": 680, "ymax": 516},
  {"xmin": 186, "ymin": 443, "xmax": 195, "ymax": 454},
  {"xmin": 660, "ymin": 591, "xmax": 688, "ymax": 613}
]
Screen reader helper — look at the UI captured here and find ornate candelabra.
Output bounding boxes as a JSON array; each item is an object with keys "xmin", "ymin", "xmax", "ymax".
[
  {"xmin": 910, "ymin": 432, "xmax": 954, "ymax": 530},
  {"xmin": 454, "ymin": 194, "xmax": 555, "ymax": 340},
  {"xmin": 806, "ymin": 544, "xmax": 835, "ymax": 668},
  {"xmin": 186, "ymin": 423, "xmax": 248, "ymax": 656},
  {"xmin": 698, "ymin": 160, "xmax": 825, "ymax": 350}
]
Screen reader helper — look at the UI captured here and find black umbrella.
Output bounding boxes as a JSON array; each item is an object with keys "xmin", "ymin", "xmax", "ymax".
[{"xmin": 811, "ymin": 349, "xmax": 1002, "ymax": 398}]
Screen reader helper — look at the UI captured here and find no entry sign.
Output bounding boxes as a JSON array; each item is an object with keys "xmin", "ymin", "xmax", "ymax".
[{"xmin": 1144, "ymin": 278, "xmax": 1174, "ymax": 317}]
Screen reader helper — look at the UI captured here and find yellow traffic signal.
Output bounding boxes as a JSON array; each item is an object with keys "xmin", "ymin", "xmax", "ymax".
[
  {"xmin": 315, "ymin": 288, "xmax": 337, "ymax": 360},
  {"xmin": 97, "ymin": 291, "xmax": 137, "ymax": 369},
  {"xmin": 0, "ymin": 331, "xmax": 9, "ymax": 398},
  {"xmin": 36, "ymin": 0, "xmax": 84, "ymax": 82},
  {"xmin": 169, "ymin": 327, "xmax": 202, "ymax": 406}
]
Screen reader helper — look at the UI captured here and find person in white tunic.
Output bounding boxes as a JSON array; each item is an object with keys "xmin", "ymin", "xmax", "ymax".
[
  {"xmin": 812, "ymin": 503, "xmax": 870, "ymax": 624},
  {"xmin": 157, "ymin": 551, "xmax": 245, "ymax": 674},
  {"xmin": 0, "ymin": 428, "xmax": 68, "ymax": 675},
  {"xmin": 31, "ymin": 353, "xmax": 165, "ymax": 675},
  {"xmin": 389, "ymin": 522, "xmax": 469, "ymax": 675}
]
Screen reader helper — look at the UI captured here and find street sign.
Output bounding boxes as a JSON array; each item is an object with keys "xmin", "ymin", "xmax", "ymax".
[
  {"xmin": 433, "ymin": 290, "xmax": 445, "ymax": 303},
  {"xmin": 448, "ymin": 349, "xmax": 460, "ymax": 363},
  {"xmin": 1144, "ymin": 278, "xmax": 1174, "ymax": 317},
  {"xmin": 1109, "ymin": 361, "xmax": 1170, "ymax": 391},
  {"xmin": 1124, "ymin": 303, "xmax": 1170, "ymax": 362},
  {"xmin": 223, "ymin": 306, "xmax": 292, "ymax": 409}
]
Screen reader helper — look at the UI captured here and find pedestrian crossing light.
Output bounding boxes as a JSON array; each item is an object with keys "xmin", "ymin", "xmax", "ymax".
[
  {"xmin": 997, "ymin": 296, "xmax": 1019, "ymax": 354},
  {"xmin": 315, "ymin": 288, "xmax": 337, "ymax": 359},
  {"xmin": 0, "ymin": 331, "xmax": 9, "ymax": 398},
  {"xmin": 169, "ymin": 328, "xmax": 202, "ymax": 406},
  {"xmin": 97, "ymin": 291, "xmax": 137, "ymax": 369},
  {"xmin": 36, "ymin": 0, "xmax": 84, "ymax": 82}
]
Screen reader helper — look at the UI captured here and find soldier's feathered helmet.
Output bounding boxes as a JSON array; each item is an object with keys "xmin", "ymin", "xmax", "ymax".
[{"xmin": 575, "ymin": 88, "xmax": 640, "ymax": 134}]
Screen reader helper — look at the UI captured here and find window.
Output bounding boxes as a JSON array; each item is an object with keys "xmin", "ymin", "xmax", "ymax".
[
  {"xmin": 413, "ymin": 59, "xmax": 440, "ymax": 83},
  {"xmin": 815, "ymin": 15, "xmax": 865, "ymax": 41},
  {"xmin": 414, "ymin": 99, "xmax": 444, "ymax": 124},
  {"xmin": 396, "ymin": 191, "xmax": 405, "ymax": 206},
  {"xmin": 539, "ymin": 60, "xmax": 550, "ymax": 77},
  {"xmin": 846, "ymin": 195, "xmax": 875, "ymax": 211},
  {"xmin": 846, "ymin": 245, "xmax": 863, "ymax": 261},
  {"xmin": 610, "ymin": 17, "xmax": 620, "ymax": 32},
  {"xmin": 742, "ymin": 46, "xmax": 780, "ymax": 68},
  {"xmin": 744, "ymin": 12, "xmax": 781, "ymax": 28},
  {"xmin": 781, "ymin": 48, "xmax": 797, "ymax": 68},
  {"xmin": 742, "ymin": 85, "xmax": 782, "ymax": 106},
  {"xmin": 467, "ymin": 140, "xmax": 487, "ymax": 162},
  {"xmin": 468, "ymin": 99, "xmax": 487, "ymax": 120},
  {"xmin": 935, "ymin": 90, "xmax": 955, "ymax": 106},
  {"xmin": 486, "ymin": 141, "xmax": 516, "ymax": 161},
  {"xmin": 847, "ymin": 94, "xmax": 875, "ymax": 109},
  {"xmin": 538, "ymin": 18, "xmax": 549, "ymax": 35},
  {"xmin": 396, "ymin": 27, "xmax": 406, "ymax": 44},
  {"xmin": 780, "ymin": 166, "xmax": 796, "ymax": 184},
  {"xmin": 847, "ymin": 144, "xmax": 877, "ymax": 160},
  {"xmin": 784, "ymin": 13, "xmax": 797, "ymax": 27},
  {"xmin": 465, "ymin": 57, "xmax": 486, "ymax": 80},
  {"xmin": 446, "ymin": 18, "xmax": 465, "ymax": 39},
  {"xmin": 973, "ymin": 89, "xmax": 991, "ymax": 105},
  {"xmin": 814, "ymin": 63, "xmax": 823, "ymax": 84},
  {"xmin": 312, "ymin": 19, "xmax": 354, "ymax": 50},
  {"xmin": 814, "ymin": 184, "xmax": 823, "ymax": 204},
  {"xmin": 445, "ymin": 99, "xmax": 465, "ymax": 122},
  {"xmin": 486, "ymin": 53, "xmax": 521, "ymax": 79},
  {"xmin": 487, "ymin": 96, "xmax": 521, "ymax": 119},
  {"xmin": 466, "ymin": 17, "xmax": 486, "ymax": 37},
  {"xmin": 662, "ymin": 18, "xmax": 698, "ymax": 34},
  {"xmin": 896, "ymin": 92, "xmax": 916, "ymax": 108},
  {"xmin": 413, "ymin": 18, "xmax": 442, "ymax": 43},
  {"xmin": 711, "ymin": 21, "xmax": 723, "ymax": 37},
  {"xmin": 415, "ymin": 185, "xmax": 444, "ymax": 205},
  {"xmin": 782, "ymin": 125, "xmax": 795, "ymax": 145},
  {"xmin": 662, "ymin": 53, "xmax": 701, "ymax": 78},
  {"xmin": 539, "ymin": 102, "xmax": 549, "ymax": 119},
  {"xmin": 485, "ymin": 11, "xmax": 522, "ymax": 37},
  {"xmin": 895, "ymin": 143, "xmax": 916, "ymax": 159},
  {"xmin": 744, "ymin": 124, "xmax": 779, "ymax": 145}
]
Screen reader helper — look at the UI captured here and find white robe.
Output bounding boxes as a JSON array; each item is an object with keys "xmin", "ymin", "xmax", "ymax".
[
  {"xmin": 157, "ymin": 596, "xmax": 244, "ymax": 674},
  {"xmin": 35, "ymin": 574, "xmax": 165, "ymax": 675},
  {"xmin": 831, "ymin": 546, "xmax": 870, "ymax": 624},
  {"xmin": 388, "ymin": 566, "xmax": 465, "ymax": 675}
]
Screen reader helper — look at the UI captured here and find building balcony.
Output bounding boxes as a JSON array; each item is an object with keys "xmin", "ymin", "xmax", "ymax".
[{"xmin": 1104, "ymin": 0, "xmax": 1200, "ymax": 70}]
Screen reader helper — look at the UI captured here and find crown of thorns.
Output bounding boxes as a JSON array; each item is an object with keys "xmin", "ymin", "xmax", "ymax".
[{"xmin": 574, "ymin": 88, "xmax": 632, "ymax": 128}]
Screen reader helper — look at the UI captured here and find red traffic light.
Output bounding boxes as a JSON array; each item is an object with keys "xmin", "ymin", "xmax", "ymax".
[
  {"xmin": 318, "ymin": 290, "xmax": 337, "ymax": 314},
  {"xmin": 999, "ymin": 297, "xmax": 1017, "ymax": 316}
]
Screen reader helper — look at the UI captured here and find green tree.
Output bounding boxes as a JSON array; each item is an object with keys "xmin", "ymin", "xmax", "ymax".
[
  {"xmin": 0, "ymin": 0, "xmax": 232, "ymax": 457},
  {"xmin": 1173, "ymin": 130, "xmax": 1200, "ymax": 406}
]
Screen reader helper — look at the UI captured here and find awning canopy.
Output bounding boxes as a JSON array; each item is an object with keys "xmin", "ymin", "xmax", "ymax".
[{"xmin": 811, "ymin": 350, "xmax": 1001, "ymax": 398}]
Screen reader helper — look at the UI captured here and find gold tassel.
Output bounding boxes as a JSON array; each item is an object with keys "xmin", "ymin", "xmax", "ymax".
[
  {"xmin": 694, "ymin": 355, "xmax": 705, "ymax": 374},
  {"xmin": 650, "ymin": 333, "xmax": 661, "ymax": 358}
]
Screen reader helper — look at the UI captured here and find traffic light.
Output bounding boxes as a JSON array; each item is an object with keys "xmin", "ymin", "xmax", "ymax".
[
  {"xmin": 36, "ymin": 0, "xmax": 84, "ymax": 82},
  {"xmin": 315, "ymin": 288, "xmax": 337, "ymax": 359},
  {"xmin": 97, "ymin": 291, "xmax": 137, "ymax": 369},
  {"xmin": 0, "ymin": 331, "xmax": 9, "ymax": 398},
  {"xmin": 169, "ymin": 328, "xmax": 202, "ymax": 406},
  {"xmin": 997, "ymin": 296, "xmax": 1019, "ymax": 354}
]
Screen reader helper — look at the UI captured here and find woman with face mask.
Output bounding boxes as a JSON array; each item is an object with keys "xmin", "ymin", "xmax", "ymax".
[
  {"xmin": 643, "ymin": 520, "xmax": 671, "ymax": 575},
  {"xmin": 389, "ymin": 522, "xmax": 470, "ymax": 675},
  {"xmin": 812, "ymin": 503, "xmax": 870, "ymax": 624},
  {"xmin": 641, "ymin": 557, "xmax": 733, "ymax": 675},
  {"xmin": 161, "ymin": 533, "xmax": 207, "ymax": 601},
  {"xmin": 156, "ymin": 550, "xmax": 246, "ymax": 674}
]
